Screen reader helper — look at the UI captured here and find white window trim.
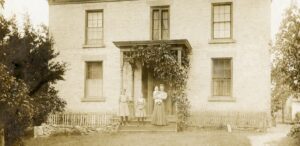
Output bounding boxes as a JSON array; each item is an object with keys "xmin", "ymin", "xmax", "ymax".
[
  {"xmin": 209, "ymin": 58, "xmax": 235, "ymax": 102},
  {"xmin": 82, "ymin": 61, "xmax": 105, "ymax": 102},
  {"xmin": 83, "ymin": 10, "xmax": 105, "ymax": 48},
  {"xmin": 210, "ymin": 2, "xmax": 235, "ymax": 44}
]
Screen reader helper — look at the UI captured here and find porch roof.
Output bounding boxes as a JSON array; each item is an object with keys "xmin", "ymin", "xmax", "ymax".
[
  {"xmin": 113, "ymin": 39, "xmax": 192, "ymax": 54},
  {"xmin": 48, "ymin": 0, "xmax": 137, "ymax": 5}
]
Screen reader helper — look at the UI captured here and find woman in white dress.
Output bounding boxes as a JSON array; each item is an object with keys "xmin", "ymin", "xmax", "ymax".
[
  {"xmin": 119, "ymin": 89, "xmax": 129, "ymax": 125},
  {"xmin": 151, "ymin": 84, "xmax": 168, "ymax": 126}
]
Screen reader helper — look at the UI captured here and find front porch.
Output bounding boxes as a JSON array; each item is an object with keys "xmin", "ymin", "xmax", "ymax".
[
  {"xmin": 114, "ymin": 39, "xmax": 192, "ymax": 131},
  {"xmin": 114, "ymin": 39, "xmax": 192, "ymax": 118}
]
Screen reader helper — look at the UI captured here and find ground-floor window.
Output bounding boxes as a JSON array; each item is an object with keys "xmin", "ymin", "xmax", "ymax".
[
  {"xmin": 85, "ymin": 62, "xmax": 103, "ymax": 98},
  {"xmin": 212, "ymin": 58, "xmax": 232, "ymax": 96}
]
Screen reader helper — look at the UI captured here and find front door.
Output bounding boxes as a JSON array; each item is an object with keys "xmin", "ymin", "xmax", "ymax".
[{"xmin": 142, "ymin": 67, "xmax": 175, "ymax": 116}]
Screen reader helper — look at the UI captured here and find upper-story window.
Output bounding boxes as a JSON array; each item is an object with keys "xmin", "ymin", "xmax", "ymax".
[
  {"xmin": 151, "ymin": 6, "xmax": 169, "ymax": 40},
  {"xmin": 212, "ymin": 3, "xmax": 232, "ymax": 39},
  {"xmin": 85, "ymin": 10, "xmax": 103, "ymax": 45}
]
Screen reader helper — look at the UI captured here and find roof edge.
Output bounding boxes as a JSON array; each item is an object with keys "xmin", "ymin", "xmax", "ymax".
[
  {"xmin": 48, "ymin": 0, "xmax": 138, "ymax": 5},
  {"xmin": 113, "ymin": 39, "xmax": 192, "ymax": 54}
]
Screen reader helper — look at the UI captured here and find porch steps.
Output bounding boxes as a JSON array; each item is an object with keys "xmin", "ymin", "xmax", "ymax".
[
  {"xmin": 119, "ymin": 123, "xmax": 177, "ymax": 132},
  {"xmin": 115, "ymin": 116, "xmax": 177, "ymax": 132}
]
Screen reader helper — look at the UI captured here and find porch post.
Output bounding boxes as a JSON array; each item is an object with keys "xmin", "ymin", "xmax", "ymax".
[
  {"xmin": 120, "ymin": 51, "xmax": 124, "ymax": 93},
  {"xmin": 177, "ymin": 49, "xmax": 182, "ymax": 65}
]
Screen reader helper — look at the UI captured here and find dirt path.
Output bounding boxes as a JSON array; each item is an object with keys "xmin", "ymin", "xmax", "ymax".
[{"xmin": 248, "ymin": 124, "xmax": 291, "ymax": 146}]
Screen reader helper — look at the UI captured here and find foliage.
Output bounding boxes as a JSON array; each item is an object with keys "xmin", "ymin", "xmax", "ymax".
[
  {"xmin": 129, "ymin": 43, "xmax": 191, "ymax": 131},
  {"xmin": 294, "ymin": 112, "xmax": 300, "ymax": 123},
  {"xmin": 271, "ymin": 73, "xmax": 292, "ymax": 115},
  {"xmin": 289, "ymin": 112, "xmax": 300, "ymax": 143},
  {"xmin": 289, "ymin": 124, "xmax": 300, "ymax": 142},
  {"xmin": 0, "ymin": 64, "xmax": 33, "ymax": 145},
  {"xmin": 273, "ymin": 5, "xmax": 300, "ymax": 142},
  {"xmin": 273, "ymin": 5, "xmax": 300, "ymax": 93},
  {"xmin": 0, "ymin": 15, "xmax": 66, "ymax": 145},
  {"xmin": 271, "ymin": 5, "xmax": 299, "ymax": 116}
]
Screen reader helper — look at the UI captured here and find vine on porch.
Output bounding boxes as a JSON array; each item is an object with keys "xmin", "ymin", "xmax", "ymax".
[{"xmin": 128, "ymin": 43, "xmax": 191, "ymax": 131}]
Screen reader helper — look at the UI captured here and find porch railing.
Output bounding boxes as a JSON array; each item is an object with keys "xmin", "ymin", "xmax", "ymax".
[{"xmin": 47, "ymin": 112, "xmax": 116, "ymax": 127}]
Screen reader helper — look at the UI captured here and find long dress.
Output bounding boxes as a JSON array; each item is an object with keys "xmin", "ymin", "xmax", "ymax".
[
  {"xmin": 135, "ymin": 98, "xmax": 146, "ymax": 118},
  {"xmin": 119, "ymin": 94, "xmax": 130, "ymax": 117},
  {"xmin": 151, "ymin": 91, "xmax": 168, "ymax": 125}
]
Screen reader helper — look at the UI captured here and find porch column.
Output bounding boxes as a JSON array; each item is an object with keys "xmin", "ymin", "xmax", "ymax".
[
  {"xmin": 120, "ymin": 51, "xmax": 124, "ymax": 93},
  {"xmin": 134, "ymin": 62, "xmax": 142, "ymax": 102},
  {"xmin": 178, "ymin": 49, "xmax": 182, "ymax": 65},
  {"xmin": 123, "ymin": 62, "xmax": 133, "ymax": 100}
]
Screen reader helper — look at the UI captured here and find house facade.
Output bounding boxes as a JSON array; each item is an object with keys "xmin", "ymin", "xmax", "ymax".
[{"xmin": 49, "ymin": 0, "xmax": 271, "ymax": 126}]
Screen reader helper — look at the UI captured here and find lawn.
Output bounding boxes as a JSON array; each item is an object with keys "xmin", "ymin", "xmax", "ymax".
[
  {"xmin": 277, "ymin": 137, "xmax": 300, "ymax": 146},
  {"xmin": 24, "ymin": 130, "xmax": 254, "ymax": 146}
]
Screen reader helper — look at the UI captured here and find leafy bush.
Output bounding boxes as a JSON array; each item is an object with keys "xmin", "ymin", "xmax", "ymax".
[
  {"xmin": 288, "ymin": 112, "xmax": 300, "ymax": 143},
  {"xmin": 176, "ymin": 93, "xmax": 191, "ymax": 131},
  {"xmin": 294, "ymin": 112, "xmax": 300, "ymax": 124},
  {"xmin": 0, "ymin": 15, "xmax": 66, "ymax": 145},
  {"xmin": 0, "ymin": 64, "xmax": 33, "ymax": 145},
  {"xmin": 289, "ymin": 124, "xmax": 300, "ymax": 142}
]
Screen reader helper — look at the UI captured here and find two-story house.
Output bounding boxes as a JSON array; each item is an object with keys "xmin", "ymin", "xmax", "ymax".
[{"xmin": 48, "ymin": 0, "xmax": 271, "ymax": 128}]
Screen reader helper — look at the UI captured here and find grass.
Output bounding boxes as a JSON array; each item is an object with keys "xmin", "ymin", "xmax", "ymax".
[
  {"xmin": 277, "ymin": 137, "xmax": 300, "ymax": 146},
  {"xmin": 24, "ymin": 129, "xmax": 254, "ymax": 146}
]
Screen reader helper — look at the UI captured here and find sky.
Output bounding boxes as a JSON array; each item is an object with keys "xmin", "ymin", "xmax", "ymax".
[
  {"xmin": 2, "ymin": 0, "xmax": 49, "ymax": 26},
  {"xmin": 0, "ymin": 0, "xmax": 296, "ymax": 39}
]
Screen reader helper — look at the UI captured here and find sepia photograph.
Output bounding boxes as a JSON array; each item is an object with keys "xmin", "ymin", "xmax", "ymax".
[{"xmin": 0, "ymin": 0, "xmax": 299, "ymax": 145}]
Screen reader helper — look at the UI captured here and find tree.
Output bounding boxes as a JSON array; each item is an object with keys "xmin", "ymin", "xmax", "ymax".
[
  {"xmin": 272, "ymin": 5, "xmax": 299, "ymax": 112},
  {"xmin": 273, "ymin": 5, "xmax": 300, "ymax": 93},
  {"xmin": 0, "ymin": 14, "xmax": 66, "ymax": 145}
]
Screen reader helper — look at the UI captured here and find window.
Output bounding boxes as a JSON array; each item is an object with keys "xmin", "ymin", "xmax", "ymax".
[
  {"xmin": 151, "ymin": 6, "xmax": 169, "ymax": 40},
  {"xmin": 212, "ymin": 58, "xmax": 232, "ymax": 96},
  {"xmin": 86, "ymin": 10, "xmax": 103, "ymax": 45},
  {"xmin": 212, "ymin": 3, "xmax": 232, "ymax": 39},
  {"xmin": 85, "ymin": 62, "xmax": 103, "ymax": 98}
]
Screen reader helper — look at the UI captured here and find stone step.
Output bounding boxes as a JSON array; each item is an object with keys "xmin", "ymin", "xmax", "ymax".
[
  {"xmin": 119, "ymin": 123, "xmax": 177, "ymax": 132},
  {"xmin": 113, "ymin": 115, "xmax": 177, "ymax": 123}
]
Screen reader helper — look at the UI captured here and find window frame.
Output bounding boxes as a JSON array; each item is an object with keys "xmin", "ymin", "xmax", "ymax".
[
  {"xmin": 84, "ymin": 10, "xmax": 104, "ymax": 47},
  {"xmin": 150, "ymin": 6, "xmax": 170, "ymax": 40},
  {"xmin": 211, "ymin": 2, "xmax": 233, "ymax": 40},
  {"xmin": 83, "ymin": 61, "xmax": 105, "ymax": 102},
  {"xmin": 210, "ymin": 58, "xmax": 234, "ymax": 102}
]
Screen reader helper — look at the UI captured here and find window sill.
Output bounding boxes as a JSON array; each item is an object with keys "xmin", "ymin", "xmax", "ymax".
[
  {"xmin": 208, "ymin": 96, "xmax": 236, "ymax": 102},
  {"xmin": 209, "ymin": 39, "xmax": 236, "ymax": 44},
  {"xmin": 82, "ymin": 44, "xmax": 105, "ymax": 48},
  {"xmin": 81, "ymin": 98, "xmax": 105, "ymax": 102}
]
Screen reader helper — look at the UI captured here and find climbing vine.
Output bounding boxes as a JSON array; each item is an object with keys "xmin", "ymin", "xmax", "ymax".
[{"xmin": 128, "ymin": 43, "xmax": 191, "ymax": 131}]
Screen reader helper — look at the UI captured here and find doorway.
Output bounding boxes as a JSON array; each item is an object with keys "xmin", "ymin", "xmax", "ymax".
[{"xmin": 142, "ymin": 67, "xmax": 175, "ymax": 116}]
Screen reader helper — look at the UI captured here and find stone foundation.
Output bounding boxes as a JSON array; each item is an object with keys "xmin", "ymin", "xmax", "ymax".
[{"xmin": 188, "ymin": 111, "xmax": 271, "ymax": 131}]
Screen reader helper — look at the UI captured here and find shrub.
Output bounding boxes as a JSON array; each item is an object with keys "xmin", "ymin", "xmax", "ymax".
[{"xmin": 288, "ymin": 112, "xmax": 300, "ymax": 143}]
